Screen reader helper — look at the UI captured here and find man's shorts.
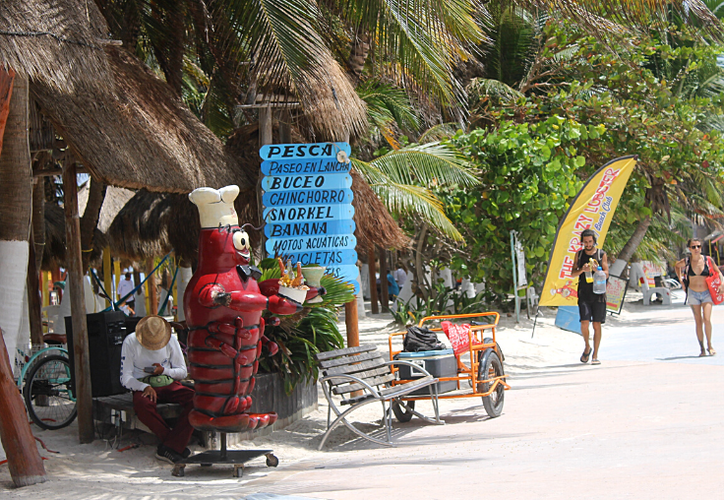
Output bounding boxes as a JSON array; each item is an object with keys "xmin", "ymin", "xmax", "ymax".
[
  {"xmin": 688, "ymin": 289, "xmax": 713, "ymax": 305},
  {"xmin": 578, "ymin": 300, "xmax": 606, "ymax": 324}
]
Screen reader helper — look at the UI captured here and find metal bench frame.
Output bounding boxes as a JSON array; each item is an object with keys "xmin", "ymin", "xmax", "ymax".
[{"xmin": 316, "ymin": 345, "xmax": 443, "ymax": 450}]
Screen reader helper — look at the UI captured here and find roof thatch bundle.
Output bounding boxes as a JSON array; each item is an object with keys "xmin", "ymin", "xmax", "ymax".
[
  {"xmin": 30, "ymin": 45, "xmax": 254, "ymax": 194},
  {"xmin": 291, "ymin": 51, "xmax": 368, "ymax": 142},
  {"xmin": 42, "ymin": 203, "xmax": 105, "ymax": 270},
  {"xmin": 0, "ymin": 0, "xmax": 111, "ymax": 93}
]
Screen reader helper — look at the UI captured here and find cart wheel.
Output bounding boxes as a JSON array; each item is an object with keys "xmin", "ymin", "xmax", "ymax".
[
  {"xmin": 483, "ymin": 338, "xmax": 505, "ymax": 363},
  {"xmin": 391, "ymin": 399, "xmax": 415, "ymax": 422},
  {"xmin": 172, "ymin": 465, "xmax": 185, "ymax": 477},
  {"xmin": 477, "ymin": 351, "xmax": 504, "ymax": 418},
  {"xmin": 24, "ymin": 355, "xmax": 77, "ymax": 430},
  {"xmin": 266, "ymin": 453, "xmax": 279, "ymax": 467},
  {"xmin": 234, "ymin": 465, "xmax": 244, "ymax": 478}
]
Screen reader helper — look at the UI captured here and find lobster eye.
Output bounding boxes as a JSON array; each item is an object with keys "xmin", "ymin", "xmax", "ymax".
[{"xmin": 233, "ymin": 230, "xmax": 249, "ymax": 252}]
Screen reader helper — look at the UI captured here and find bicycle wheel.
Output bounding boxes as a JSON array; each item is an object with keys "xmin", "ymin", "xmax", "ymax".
[
  {"xmin": 24, "ymin": 355, "xmax": 77, "ymax": 430},
  {"xmin": 477, "ymin": 351, "xmax": 504, "ymax": 418}
]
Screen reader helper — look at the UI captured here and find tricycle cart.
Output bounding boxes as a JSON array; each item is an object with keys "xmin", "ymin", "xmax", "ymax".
[{"xmin": 388, "ymin": 312, "xmax": 509, "ymax": 422}]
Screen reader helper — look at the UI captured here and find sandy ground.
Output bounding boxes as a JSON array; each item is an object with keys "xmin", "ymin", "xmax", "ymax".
[{"xmin": 0, "ymin": 287, "xmax": 707, "ymax": 498}]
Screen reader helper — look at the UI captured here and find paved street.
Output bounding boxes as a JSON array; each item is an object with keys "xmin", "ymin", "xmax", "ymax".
[{"xmin": 240, "ymin": 304, "xmax": 724, "ymax": 500}]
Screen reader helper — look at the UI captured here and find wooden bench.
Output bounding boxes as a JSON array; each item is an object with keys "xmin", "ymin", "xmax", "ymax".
[
  {"xmin": 93, "ymin": 392, "xmax": 183, "ymax": 434},
  {"xmin": 315, "ymin": 345, "xmax": 443, "ymax": 449}
]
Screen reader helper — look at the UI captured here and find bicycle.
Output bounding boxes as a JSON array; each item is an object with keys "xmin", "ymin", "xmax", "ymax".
[{"xmin": 16, "ymin": 333, "xmax": 77, "ymax": 430}]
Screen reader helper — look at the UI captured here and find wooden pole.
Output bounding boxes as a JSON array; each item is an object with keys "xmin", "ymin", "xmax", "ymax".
[
  {"xmin": 42, "ymin": 271, "xmax": 49, "ymax": 307},
  {"xmin": 379, "ymin": 247, "xmax": 390, "ymax": 311},
  {"xmin": 344, "ymin": 300, "xmax": 359, "ymax": 349},
  {"xmin": 62, "ymin": 162, "xmax": 94, "ymax": 443},
  {"xmin": 26, "ymin": 237, "xmax": 43, "ymax": 345},
  {"xmin": 103, "ymin": 248, "xmax": 112, "ymax": 307},
  {"xmin": 258, "ymin": 105, "xmax": 273, "ymax": 251},
  {"xmin": 0, "ymin": 329, "xmax": 46, "ymax": 486},
  {"xmin": 147, "ymin": 258, "xmax": 158, "ymax": 315},
  {"xmin": 367, "ymin": 247, "xmax": 379, "ymax": 314}
]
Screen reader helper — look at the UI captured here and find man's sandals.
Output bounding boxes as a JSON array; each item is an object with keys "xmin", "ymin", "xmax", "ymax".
[{"xmin": 580, "ymin": 347, "xmax": 592, "ymax": 363}]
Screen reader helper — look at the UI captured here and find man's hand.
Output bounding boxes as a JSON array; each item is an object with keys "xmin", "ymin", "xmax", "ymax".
[{"xmin": 142, "ymin": 385, "xmax": 157, "ymax": 402}]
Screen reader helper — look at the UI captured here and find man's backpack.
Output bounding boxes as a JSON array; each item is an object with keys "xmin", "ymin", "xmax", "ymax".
[{"xmin": 403, "ymin": 325, "xmax": 446, "ymax": 352}]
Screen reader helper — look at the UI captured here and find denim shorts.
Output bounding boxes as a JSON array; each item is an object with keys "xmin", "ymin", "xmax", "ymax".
[{"xmin": 688, "ymin": 289, "xmax": 713, "ymax": 305}]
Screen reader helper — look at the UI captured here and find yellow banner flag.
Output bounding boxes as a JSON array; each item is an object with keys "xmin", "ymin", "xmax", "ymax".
[{"xmin": 539, "ymin": 155, "xmax": 637, "ymax": 306}]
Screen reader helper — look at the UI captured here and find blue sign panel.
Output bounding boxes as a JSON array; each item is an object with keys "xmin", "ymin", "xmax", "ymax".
[
  {"xmin": 276, "ymin": 249, "xmax": 358, "ymax": 267},
  {"xmin": 263, "ymin": 188, "xmax": 353, "ymax": 207},
  {"xmin": 266, "ymin": 235, "xmax": 357, "ymax": 255},
  {"xmin": 261, "ymin": 159, "xmax": 352, "ymax": 176},
  {"xmin": 261, "ymin": 173, "xmax": 352, "ymax": 192},
  {"xmin": 263, "ymin": 205, "xmax": 354, "ymax": 224},
  {"xmin": 259, "ymin": 142, "xmax": 351, "ymax": 160},
  {"xmin": 261, "ymin": 141, "xmax": 358, "ymax": 294},
  {"xmin": 264, "ymin": 219, "xmax": 356, "ymax": 238}
]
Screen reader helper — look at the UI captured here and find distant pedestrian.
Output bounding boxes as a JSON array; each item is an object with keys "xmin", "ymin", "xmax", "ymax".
[
  {"xmin": 394, "ymin": 264, "xmax": 408, "ymax": 288},
  {"xmin": 675, "ymin": 238, "xmax": 723, "ymax": 356},
  {"xmin": 387, "ymin": 271, "xmax": 399, "ymax": 300},
  {"xmin": 570, "ymin": 229, "xmax": 608, "ymax": 365},
  {"xmin": 117, "ymin": 271, "xmax": 135, "ymax": 316}
]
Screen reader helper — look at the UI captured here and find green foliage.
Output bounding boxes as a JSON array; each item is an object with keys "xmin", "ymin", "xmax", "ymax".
[
  {"xmin": 257, "ymin": 261, "xmax": 354, "ymax": 393},
  {"xmin": 441, "ymin": 117, "xmax": 586, "ymax": 301}
]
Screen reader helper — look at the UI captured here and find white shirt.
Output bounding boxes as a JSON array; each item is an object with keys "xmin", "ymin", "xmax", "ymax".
[
  {"xmin": 117, "ymin": 278, "xmax": 135, "ymax": 302},
  {"xmin": 394, "ymin": 268, "xmax": 407, "ymax": 287},
  {"xmin": 120, "ymin": 333, "xmax": 187, "ymax": 392}
]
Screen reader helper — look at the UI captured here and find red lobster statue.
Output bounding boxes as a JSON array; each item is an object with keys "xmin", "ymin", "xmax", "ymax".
[{"xmin": 184, "ymin": 185, "xmax": 323, "ymax": 432}]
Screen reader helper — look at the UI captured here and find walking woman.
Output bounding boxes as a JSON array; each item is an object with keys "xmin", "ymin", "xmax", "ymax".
[{"xmin": 675, "ymin": 238, "xmax": 724, "ymax": 357}]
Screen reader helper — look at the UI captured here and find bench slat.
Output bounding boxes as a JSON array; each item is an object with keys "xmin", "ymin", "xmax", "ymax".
[
  {"xmin": 332, "ymin": 373, "xmax": 396, "ymax": 395},
  {"xmin": 341, "ymin": 376, "xmax": 436, "ymax": 405},
  {"xmin": 315, "ymin": 345, "xmax": 377, "ymax": 361},
  {"xmin": 325, "ymin": 366, "xmax": 392, "ymax": 386},
  {"xmin": 321, "ymin": 356, "xmax": 388, "ymax": 376},
  {"xmin": 318, "ymin": 351, "xmax": 380, "ymax": 369}
]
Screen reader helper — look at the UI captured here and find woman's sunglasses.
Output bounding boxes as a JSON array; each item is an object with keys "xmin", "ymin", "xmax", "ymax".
[{"xmin": 690, "ymin": 245, "xmax": 702, "ymax": 249}]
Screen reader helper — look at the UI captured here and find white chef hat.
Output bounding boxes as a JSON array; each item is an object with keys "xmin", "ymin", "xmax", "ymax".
[{"xmin": 188, "ymin": 185, "xmax": 240, "ymax": 228}]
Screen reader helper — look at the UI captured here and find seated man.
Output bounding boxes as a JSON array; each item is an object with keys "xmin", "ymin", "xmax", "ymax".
[{"xmin": 120, "ymin": 315, "xmax": 194, "ymax": 464}]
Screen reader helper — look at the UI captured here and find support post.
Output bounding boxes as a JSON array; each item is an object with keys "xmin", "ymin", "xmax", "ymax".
[
  {"xmin": 147, "ymin": 258, "xmax": 158, "ymax": 315},
  {"xmin": 258, "ymin": 105, "xmax": 273, "ymax": 252},
  {"xmin": 0, "ymin": 329, "xmax": 46, "ymax": 486},
  {"xmin": 103, "ymin": 248, "xmax": 112, "ymax": 307},
  {"xmin": 367, "ymin": 247, "xmax": 379, "ymax": 314},
  {"xmin": 62, "ymin": 161, "xmax": 94, "ymax": 443},
  {"xmin": 379, "ymin": 247, "xmax": 389, "ymax": 311},
  {"xmin": 344, "ymin": 299, "xmax": 359, "ymax": 348}
]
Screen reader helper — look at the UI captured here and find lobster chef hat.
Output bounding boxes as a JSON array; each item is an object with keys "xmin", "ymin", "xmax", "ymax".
[{"xmin": 189, "ymin": 185, "xmax": 240, "ymax": 228}]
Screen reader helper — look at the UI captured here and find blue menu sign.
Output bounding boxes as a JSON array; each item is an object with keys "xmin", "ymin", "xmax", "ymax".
[{"xmin": 261, "ymin": 142, "xmax": 359, "ymax": 294}]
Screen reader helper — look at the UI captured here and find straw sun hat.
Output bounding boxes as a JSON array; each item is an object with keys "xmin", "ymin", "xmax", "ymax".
[{"xmin": 135, "ymin": 315, "xmax": 172, "ymax": 350}]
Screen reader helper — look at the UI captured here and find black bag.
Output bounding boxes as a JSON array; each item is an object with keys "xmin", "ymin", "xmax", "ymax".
[{"xmin": 403, "ymin": 325, "xmax": 446, "ymax": 352}]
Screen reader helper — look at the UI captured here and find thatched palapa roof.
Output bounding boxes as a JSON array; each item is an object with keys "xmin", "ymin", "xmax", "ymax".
[
  {"xmin": 0, "ymin": 0, "xmax": 111, "ymax": 93},
  {"xmin": 31, "ymin": 45, "xmax": 254, "ymax": 194}
]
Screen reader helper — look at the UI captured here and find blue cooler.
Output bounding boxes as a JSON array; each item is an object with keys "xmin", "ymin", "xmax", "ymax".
[
  {"xmin": 555, "ymin": 306, "xmax": 581, "ymax": 334},
  {"xmin": 395, "ymin": 349, "xmax": 458, "ymax": 394}
]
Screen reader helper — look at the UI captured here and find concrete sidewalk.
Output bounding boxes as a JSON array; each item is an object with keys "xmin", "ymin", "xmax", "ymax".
[{"xmin": 239, "ymin": 360, "xmax": 724, "ymax": 500}]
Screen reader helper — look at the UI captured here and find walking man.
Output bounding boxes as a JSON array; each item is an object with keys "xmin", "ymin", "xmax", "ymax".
[{"xmin": 570, "ymin": 229, "xmax": 609, "ymax": 365}]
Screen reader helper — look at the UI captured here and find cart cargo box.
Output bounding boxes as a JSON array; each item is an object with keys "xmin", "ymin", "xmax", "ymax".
[{"xmin": 395, "ymin": 349, "xmax": 457, "ymax": 395}]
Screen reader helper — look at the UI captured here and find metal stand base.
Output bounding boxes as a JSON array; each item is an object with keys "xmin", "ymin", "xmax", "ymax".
[{"xmin": 171, "ymin": 432, "xmax": 278, "ymax": 477}]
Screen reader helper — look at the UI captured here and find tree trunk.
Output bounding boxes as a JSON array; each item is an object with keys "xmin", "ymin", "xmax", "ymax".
[
  {"xmin": 62, "ymin": 162, "xmax": 94, "ymax": 444},
  {"xmin": 379, "ymin": 247, "xmax": 389, "ymax": 311},
  {"xmin": 347, "ymin": 33, "xmax": 371, "ymax": 83},
  {"xmin": 615, "ymin": 215, "xmax": 652, "ymax": 264},
  {"xmin": 414, "ymin": 224, "xmax": 429, "ymax": 300},
  {"xmin": 0, "ymin": 69, "xmax": 47, "ymax": 487},
  {"xmin": 367, "ymin": 247, "xmax": 379, "ymax": 314},
  {"xmin": 80, "ymin": 177, "xmax": 107, "ymax": 269},
  {"xmin": 27, "ymin": 180, "xmax": 46, "ymax": 346},
  {"xmin": 0, "ymin": 70, "xmax": 32, "ymax": 370}
]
